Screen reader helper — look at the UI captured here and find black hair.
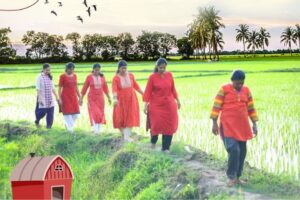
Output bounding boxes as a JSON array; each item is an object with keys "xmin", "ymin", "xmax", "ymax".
[
  {"xmin": 154, "ymin": 58, "xmax": 167, "ymax": 72},
  {"xmin": 231, "ymin": 70, "xmax": 245, "ymax": 81},
  {"xmin": 42, "ymin": 63, "xmax": 53, "ymax": 80},
  {"xmin": 92, "ymin": 63, "xmax": 104, "ymax": 77}
]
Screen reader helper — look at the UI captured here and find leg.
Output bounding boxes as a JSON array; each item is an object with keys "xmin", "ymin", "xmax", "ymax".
[
  {"xmin": 63, "ymin": 115, "xmax": 73, "ymax": 132},
  {"xmin": 162, "ymin": 135, "xmax": 173, "ymax": 151},
  {"xmin": 35, "ymin": 107, "xmax": 47, "ymax": 126},
  {"xmin": 223, "ymin": 137, "xmax": 240, "ymax": 180},
  {"xmin": 237, "ymin": 141, "xmax": 247, "ymax": 178},
  {"xmin": 46, "ymin": 107, "xmax": 54, "ymax": 129},
  {"xmin": 151, "ymin": 134, "xmax": 158, "ymax": 144}
]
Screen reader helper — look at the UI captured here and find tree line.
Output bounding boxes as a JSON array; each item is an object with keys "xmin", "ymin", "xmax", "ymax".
[{"xmin": 1, "ymin": 6, "xmax": 300, "ymax": 64}]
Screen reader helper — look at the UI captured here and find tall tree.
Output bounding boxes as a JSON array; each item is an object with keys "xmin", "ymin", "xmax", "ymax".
[
  {"xmin": 258, "ymin": 27, "xmax": 271, "ymax": 57},
  {"xmin": 81, "ymin": 34, "xmax": 99, "ymax": 60},
  {"xmin": 0, "ymin": 27, "xmax": 16, "ymax": 59},
  {"xmin": 45, "ymin": 35, "xmax": 67, "ymax": 58},
  {"xmin": 236, "ymin": 24, "xmax": 250, "ymax": 57},
  {"xmin": 215, "ymin": 31, "xmax": 224, "ymax": 60},
  {"xmin": 117, "ymin": 32, "xmax": 135, "ymax": 60},
  {"xmin": 281, "ymin": 27, "xmax": 296, "ymax": 56},
  {"xmin": 293, "ymin": 24, "xmax": 300, "ymax": 52},
  {"xmin": 66, "ymin": 32, "xmax": 82, "ymax": 59},
  {"xmin": 136, "ymin": 31, "xmax": 161, "ymax": 60},
  {"xmin": 247, "ymin": 30, "xmax": 260, "ymax": 56}
]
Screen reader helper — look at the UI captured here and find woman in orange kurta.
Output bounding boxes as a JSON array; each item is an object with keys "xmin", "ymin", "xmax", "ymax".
[
  {"xmin": 143, "ymin": 58, "xmax": 181, "ymax": 152},
  {"xmin": 112, "ymin": 60, "xmax": 143, "ymax": 141},
  {"xmin": 210, "ymin": 70, "xmax": 258, "ymax": 186},
  {"xmin": 80, "ymin": 63, "xmax": 111, "ymax": 134}
]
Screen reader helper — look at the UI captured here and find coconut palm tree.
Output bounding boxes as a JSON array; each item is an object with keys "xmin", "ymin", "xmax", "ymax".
[
  {"xmin": 201, "ymin": 6, "xmax": 225, "ymax": 60},
  {"xmin": 236, "ymin": 24, "xmax": 249, "ymax": 57},
  {"xmin": 293, "ymin": 24, "xmax": 300, "ymax": 52},
  {"xmin": 247, "ymin": 30, "xmax": 260, "ymax": 56},
  {"xmin": 258, "ymin": 27, "xmax": 271, "ymax": 57},
  {"xmin": 215, "ymin": 31, "xmax": 224, "ymax": 60},
  {"xmin": 281, "ymin": 27, "xmax": 296, "ymax": 56}
]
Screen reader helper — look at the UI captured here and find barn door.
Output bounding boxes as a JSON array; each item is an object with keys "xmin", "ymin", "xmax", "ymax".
[{"xmin": 52, "ymin": 186, "xmax": 64, "ymax": 200}]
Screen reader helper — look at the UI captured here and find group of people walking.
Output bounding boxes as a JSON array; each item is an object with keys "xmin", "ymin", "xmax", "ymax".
[{"xmin": 34, "ymin": 58, "xmax": 258, "ymax": 186}]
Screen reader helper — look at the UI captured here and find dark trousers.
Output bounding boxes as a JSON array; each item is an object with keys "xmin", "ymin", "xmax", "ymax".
[
  {"xmin": 35, "ymin": 103, "xmax": 54, "ymax": 129},
  {"xmin": 221, "ymin": 125, "xmax": 247, "ymax": 179},
  {"xmin": 151, "ymin": 134, "xmax": 173, "ymax": 151}
]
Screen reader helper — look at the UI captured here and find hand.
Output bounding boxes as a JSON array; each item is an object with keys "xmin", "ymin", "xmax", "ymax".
[
  {"xmin": 113, "ymin": 99, "xmax": 118, "ymax": 107},
  {"xmin": 252, "ymin": 123, "xmax": 258, "ymax": 137},
  {"xmin": 79, "ymin": 97, "xmax": 83, "ymax": 106},
  {"xmin": 212, "ymin": 121, "xmax": 219, "ymax": 135},
  {"xmin": 177, "ymin": 101, "xmax": 181, "ymax": 110},
  {"xmin": 144, "ymin": 105, "xmax": 148, "ymax": 115},
  {"xmin": 108, "ymin": 98, "xmax": 112, "ymax": 105},
  {"xmin": 58, "ymin": 99, "xmax": 62, "ymax": 105}
]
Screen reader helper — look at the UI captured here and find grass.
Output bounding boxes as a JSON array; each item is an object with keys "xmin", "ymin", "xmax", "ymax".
[{"xmin": 1, "ymin": 121, "xmax": 299, "ymax": 199}]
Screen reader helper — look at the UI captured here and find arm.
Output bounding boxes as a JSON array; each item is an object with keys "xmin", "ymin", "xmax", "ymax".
[
  {"xmin": 103, "ymin": 76, "xmax": 112, "ymax": 105},
  {"xmin": 210, "ymin": 87, "xmax": 225, "ymax": 135},
  {"xmin": 170, "ymin": 73, "xmax": 180, "ymax": 109},
  {"xmin": 143, "ymin": 75, "xmax": 153, "ymax": 114},
  {"xmin": 36, "ymin": 76, "xmax": 43, "ymax": 104},
  {"xmin": 132, "ymin": 74, "xmax": 143, "ymax": 95},
  {"xmin": 58, "ymin": 75, "xmax": 63, "ymax": 105},
  {"xmin": 75, "ymin": 75, "xmax": 81, "ymax": 99},
  {"xmin": 80, "ymin": 76, "xmax": 90, "ymax": 106},
  {"xmin": 247, "ymin": 89, "xmax": 258, "ymax": 136},
  {"xmin": 112, "ymin": 76, "xmax": 119, "ymax": 106}
]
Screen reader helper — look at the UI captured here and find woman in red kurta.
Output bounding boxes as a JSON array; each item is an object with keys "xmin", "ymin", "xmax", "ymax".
[
  {"xmin": 143, "ymin": 58, "xmax": 181, "ymax": 152},
  {"xmin": 80, "ymin": 63, "xmax": 111, "ymax": 134},
  {"xmin": 112, "ymin": 60, "xmax": 143, "ymax": 142},
  {"xmin": 210, "ymin": 70, "xmax": 258, "ymax": 186},
  {"xmin": 58, "ymin": 62, "xmax": 81, "ymax": 133}
]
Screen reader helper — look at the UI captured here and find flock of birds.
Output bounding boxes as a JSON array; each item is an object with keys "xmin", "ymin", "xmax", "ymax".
[{"xmin": 46, "ymin": 0, "xmax": 97, "ymax": 23}]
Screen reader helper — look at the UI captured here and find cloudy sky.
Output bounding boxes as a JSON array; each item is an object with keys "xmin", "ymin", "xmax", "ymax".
[{"xmin": 0, "ymin": 0, "xmax": 299, "ymax": 52}]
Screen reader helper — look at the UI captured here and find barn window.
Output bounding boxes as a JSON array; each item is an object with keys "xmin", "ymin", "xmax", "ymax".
[{"xmin": 55, "ymin": 164, "xmax": 63, "ymax": 171}]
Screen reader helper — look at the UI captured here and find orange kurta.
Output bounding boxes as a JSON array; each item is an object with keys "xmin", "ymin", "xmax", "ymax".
[
  {"xmin": 112, "ymin": 73, "xmax": 141, "ymax": 128},
  {"xmin": 210, "ymin": 83, "xmax": 258, "ymax": 141},
  {"xmin": 81, "ymin": 74, "xmax": 109, "ymax": 125}
]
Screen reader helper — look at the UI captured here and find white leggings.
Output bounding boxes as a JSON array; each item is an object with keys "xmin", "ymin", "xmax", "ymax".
[{"xmin": 63, "ymin": 114, "xmax": 79, "ymax": 132}]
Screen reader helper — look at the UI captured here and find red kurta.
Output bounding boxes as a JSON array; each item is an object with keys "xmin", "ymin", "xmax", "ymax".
[
  {"xmin": 112, "ymin": 73, "xmax": 141, "ymax": 129},
  {"xmin": 211, "ymin": 83, "xmax": 258, "ymax": 141},
  {"xmin": 81, "ymin": 74, "xmax": 109, "ymax": 125},
  {"xmin": 59, "ymin": 73, "xmax": 80, "ymax": 115},
  {"xmin": 143, "ymin": 72, "xmax": 178, "ymax": 135}
]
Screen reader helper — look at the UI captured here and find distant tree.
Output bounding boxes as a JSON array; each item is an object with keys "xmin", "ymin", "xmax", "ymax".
[
  {"xmin": 293, "ymin": 24, "xmax": 300, "ymax": 52},
  {"xmin": 0, "ymin": 27, "xmax": 16, "ymax": 59},
  {"xmin": 215, "ymin": 31, "xmax": 224, "ymax": 60},
  {"xmin": 66, "ymin": 32, "xmax": 82, "ymax": 59},
  {"xmin": 102, "ymin": 35, "xmax": 119, "ymax": 60},
  {"xmin": 258, "ymin": 27, "xmax": 271, "ymax": 57},
  {"xmin": 159, "ymin": 33, "xmax": 176, "ymax": 58},
  {"xmin": 247, "ymin": 30, "xmax": 260, "ymax": 56},
  {"xmin": 236, "ymin": 24, "xmax": 250, "ymax": 57},
  {"xmin": 45, "ymin": 34, "xmax": 67, "ymax": 58},
  {"xmin": 81, "ymin": 34, "xmax": 99, "ymax": 60},
  {"xmin": 281, "ymin": 27, "xmax": 296, "ymax": 56},
  {"xmin": 177, "ymin": 37, "xmax": 194, "ymax": 59},
  {"xmin": 117, "ymin": 32, "xmax": 135, "ymax": 60},
  {"xmin": 136, "ymin": 31, "xmax": 161, "ymax": 60},
  {"xmin": 22, "ymin": 31, "xmax": 49, "ymax": 58}
]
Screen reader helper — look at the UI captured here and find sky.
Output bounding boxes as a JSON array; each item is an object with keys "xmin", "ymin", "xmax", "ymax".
[{"xmin": 0, "ymin": 0, "xmax": 299, "ymax": 53}]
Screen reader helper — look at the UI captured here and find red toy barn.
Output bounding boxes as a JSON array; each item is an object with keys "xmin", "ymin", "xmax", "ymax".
[{"xmin": 10, "ymin": 154, "xmax": 73, "ymax": 200}]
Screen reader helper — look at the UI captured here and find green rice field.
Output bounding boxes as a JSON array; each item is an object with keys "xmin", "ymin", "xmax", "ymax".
[{"xmin": 1, "ymin": 57, "xmax": 299, "ymax": 180}]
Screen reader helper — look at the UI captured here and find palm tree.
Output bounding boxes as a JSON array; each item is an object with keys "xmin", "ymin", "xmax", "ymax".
[
  {"xmin": 215, "ymin": 32, "xmax": 224, "ymax": 60},
  {"xmin": 293, "ymin": 24, "xmax": 300, "ymax": 52},
  {"xmin": 258, "ymin": 27, "xmax": 271, "ymax": 57},
  {"xmin": 247, "ymin": 30, "xmax": 260, "ymax": 56},
  {"xmin": 236, "ymin": 24, "xmax": 249, "ymax": 57},
  {"xmin": 201, "ymin": 6, "xmax": 225, "ymax": 60},
  {"xmin": 281, "ymin": 27, "xmax": 296, "ymax": 56}
]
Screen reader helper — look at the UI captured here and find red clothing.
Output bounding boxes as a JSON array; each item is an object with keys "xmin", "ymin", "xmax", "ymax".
[
  {"xmin": 112, "ymin": 73, "xmax": 141, "ymax": 128},
  {"xmin": 81, "ymin": 74, "xmax": 109, "ymax": 125},
  {"xmin": 59, "ymin": 73, "xmax": 80, "ymax": 115},
  {"xmin": 211, "ymin": 83, "xmax": 258, "ymax": 141},
  {"xmin": 143, "ymin": 72, "xmax": 178, "ymax": 135}
]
